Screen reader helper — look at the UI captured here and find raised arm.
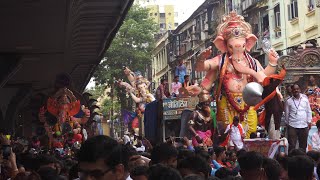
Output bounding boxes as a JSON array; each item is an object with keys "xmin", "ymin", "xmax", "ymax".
[
  {"xmin": 262, "ymin": 49, "xmax": 279, "ymax": 76},
  {"xmin": 195, "ymin": 47, "xmax": 220, "ymax": 72},
  {"xmin": 124, "ymin": 67, "xmax": 136, "ymax": 87},
  {"xmin": 129, "ymin": 92, "xmax": 143, "ymax": 103}
]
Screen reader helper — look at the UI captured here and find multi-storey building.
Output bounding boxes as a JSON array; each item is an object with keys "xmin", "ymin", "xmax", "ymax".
[
  {"xmin": 151, "ymin": 0, "xmax": 225, "ymax": 90},
  {"xmin": 147, "ymin": 4, "xmax": 176, "ymax": 32},
  {"xmin": 136, "ymin": 0, "xmax": 179, "ymax": 33}
]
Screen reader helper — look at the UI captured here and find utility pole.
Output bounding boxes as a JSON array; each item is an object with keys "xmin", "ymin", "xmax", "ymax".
[{"xmin": 110, "ymin": 83, "xmax": 114, "ymax": 138}]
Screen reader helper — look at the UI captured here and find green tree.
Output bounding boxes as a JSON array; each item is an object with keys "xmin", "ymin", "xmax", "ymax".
[
  {"xmin": 86, "ymin": 85, "xmax": 121, "ymax": 118},
  {"xmin": 93, "ymin": 4, "xmax": 158, "ymax": 109}
]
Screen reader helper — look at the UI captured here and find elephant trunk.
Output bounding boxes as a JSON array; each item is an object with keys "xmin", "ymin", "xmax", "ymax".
[{"xmin": 231, "ymin": 51, "xmax": 265, "ymax": 83}]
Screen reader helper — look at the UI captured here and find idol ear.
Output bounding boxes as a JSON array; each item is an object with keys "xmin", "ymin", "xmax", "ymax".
[
  {"xmin": 213, "ymin": 35, "xmax": 227, "ymax": 53},
  {"xmin": 245, "ymin": 34, "xmax": 258, "ymax": 51}
]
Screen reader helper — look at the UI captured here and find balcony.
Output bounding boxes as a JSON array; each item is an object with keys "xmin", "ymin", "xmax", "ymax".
[{"xmin": 242, "ymin": 0, "xmax": 265, "ymax": 11}]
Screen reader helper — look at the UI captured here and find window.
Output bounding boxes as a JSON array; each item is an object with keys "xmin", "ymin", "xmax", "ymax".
[
  {"xmin": 288, "ymin": 0, "xmax": 298, "ymax": 20},
  {"xmin": 160, "ymin": 23, "xmax": 166, "ymax": 29},
  {"xmin": 275, "ymin": 31, "xmax": 281, "ymax": 38},
  {"xmin": 168, "ymin": 12, "xmax": 171, "ymax": 16},
  {"xmin": 275, "ymin": 12, "xmax": 280, "ymax": 27},
  {"xmin": 274, "ymin": 4, "xmax": 281, "ymax": 28},
  {"xmin": 174, "ymin": 23, "xmax": 179, "ymax": 27},
  {"xmin": 201, "ymin": 14, "xmax": 206, "ymax": 30},
  {"xmin": 154, "ymin": 13, "xmax": 158, "ymax": 16},
  {"xmin": 160, "ymin": 13, "xmax": 165, "ymax": 18},
  {"xmin": 227, "ymin": 0, "xmax": 233, "ymax": 13},
  {"xmin": 308, "ymin": 0, "xmax": 315, "ymax": 11},
  {"xmin": 276, "ymin": 51, "xmax": 283, "ymax": 56}
]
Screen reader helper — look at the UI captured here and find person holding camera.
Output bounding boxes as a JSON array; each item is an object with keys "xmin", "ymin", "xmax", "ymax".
[{"xmin": 0, "ymin": 134, "xmax": 19, "ymax": 179}]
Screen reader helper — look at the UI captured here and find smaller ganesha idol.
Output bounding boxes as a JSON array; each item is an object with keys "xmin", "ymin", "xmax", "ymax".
[
  {"xmin": 117, "ymin": 67, "xmax": 155, "ymax": 105},
  {"xmin": 47, "ymin": 88, "xmax": 81, "ymax": 125},
  {"xmin": 116, "ymin": 66, "xmax": 155, "ymax": 135},
  {"xmin": 40, "ymin": 88, "xmax": 86, "ymax": 143}
]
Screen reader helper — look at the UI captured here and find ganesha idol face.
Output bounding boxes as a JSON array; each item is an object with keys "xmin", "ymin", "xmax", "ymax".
[
  {"xmin": 214, "ymin": 34, "xmax": 257, "ymax": 56},
  {"xmin": 227, "ymin": 37, "xmax": 246, "ymax": 55},
  {"xmin": 137, "ymin": 83, "xmax": 147, "ymax": 95}
]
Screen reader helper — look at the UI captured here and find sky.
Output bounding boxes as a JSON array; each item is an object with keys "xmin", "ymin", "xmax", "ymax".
[
  {"xmin": 176, "ymin": 0, "xmax": 206, "ymax": 24},
  {"xmin": 86, "ymin": 0, "xmax": 206, "ymax": 89}
]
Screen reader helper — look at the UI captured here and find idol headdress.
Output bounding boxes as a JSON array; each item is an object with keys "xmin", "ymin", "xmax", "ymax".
[{"xmin": 217, "ymin": 11, "xmax": 252, "ymax": 40}]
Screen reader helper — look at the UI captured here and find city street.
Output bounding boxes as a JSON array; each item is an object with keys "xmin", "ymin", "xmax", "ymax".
[{"xmin": 0, "ymin": 0, "xmax": 320, "ymax": 179}]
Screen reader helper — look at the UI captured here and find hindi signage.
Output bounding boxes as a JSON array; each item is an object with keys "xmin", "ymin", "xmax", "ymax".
[{"xmin": 162, "ymin": 97, "xmax": 199, "ymax": 120}]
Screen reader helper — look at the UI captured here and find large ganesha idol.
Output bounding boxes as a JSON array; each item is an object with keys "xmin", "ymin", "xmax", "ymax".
[
  {"xmin": 191, "ymin": 11, "xmax": 284, "ymax": 138},
  {"xmin": 117, "ymin": 67, "xmax": 155, "ymax": 134}
]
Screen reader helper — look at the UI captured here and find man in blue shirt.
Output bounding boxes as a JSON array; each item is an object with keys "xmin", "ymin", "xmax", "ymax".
[{"xmin": 175, "ymin": 60, "xmax": 187, "ymax": 84}]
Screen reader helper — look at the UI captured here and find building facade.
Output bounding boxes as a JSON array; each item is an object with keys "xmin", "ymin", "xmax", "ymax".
[
  {"xmin": 240, "ymin": 0, "xmax": 270, "ymax": 66},
  {"xmin": 268, "ymin": 0, "xmax": 320, "ymax": 53},
  {"xmin": 151, "ymin": 0, "xmax": 226, "ymax": 90},
  {"xmin": 268, "ymin": 0, "xmax": 320, "ymax": 87},
  {"xmin": 151, "ymin": 0, "xmax": 320, "ymax": 93},
  {"xmin": 151, "ymin": 32, "xmax": 170, "ymax": 90}
]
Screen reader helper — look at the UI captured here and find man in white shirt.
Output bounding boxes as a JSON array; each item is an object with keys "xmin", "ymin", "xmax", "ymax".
[
  {"xmin": 123, "ymin": 132, "xmax": 131, "ymax": 145},
  {"xmin": 311, "ymin": 120, "xmax": 320, "ymax": 151},
  {"xmin": 171, "ymin": 75, "xmax": 182, "ymax": 97},
  {"xmin": 285, "ymin": 84, "xmax": 312, "ymax": 152},
  {"xmin": 224, "ymin": 116, "xmax": 245, "ymax": 150}
]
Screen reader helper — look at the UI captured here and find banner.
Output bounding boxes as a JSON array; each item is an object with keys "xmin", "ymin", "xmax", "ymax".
[
  {"xmin": 244, "ymin": 139, "xmax": 281, "ymax": 156},
  {"xmin": 162, "ymin": 97, "xmax": 199, "ymax": 120}
]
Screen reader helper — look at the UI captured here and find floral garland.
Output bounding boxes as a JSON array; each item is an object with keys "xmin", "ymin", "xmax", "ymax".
[{"xmin": 223, "ymin": 75, "xmax": 250, "ymax": 122}]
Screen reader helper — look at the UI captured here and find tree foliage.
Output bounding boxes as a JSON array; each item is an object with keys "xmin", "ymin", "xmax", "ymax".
[
  {"xmin": 86, "ymin": 85, "xmax": 121, "ymax": 118},
  {"xmin": 93, "ymin": 4, "xmax": 158, "ymax": 109}
]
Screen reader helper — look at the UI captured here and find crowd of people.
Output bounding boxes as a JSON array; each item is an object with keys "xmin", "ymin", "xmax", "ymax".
[
  {"xmin": 1, "ymin": 130, "xmax": 320, "ymax": 180},
  {"xmin": 78, "ymin": 134, "xmax": 319, "ymax": 180}
]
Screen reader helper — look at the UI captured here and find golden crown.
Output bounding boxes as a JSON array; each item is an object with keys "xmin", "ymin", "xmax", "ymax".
[{"xmin": 216, "ymin": 11, "xmax": 252, "ymax": 40}]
